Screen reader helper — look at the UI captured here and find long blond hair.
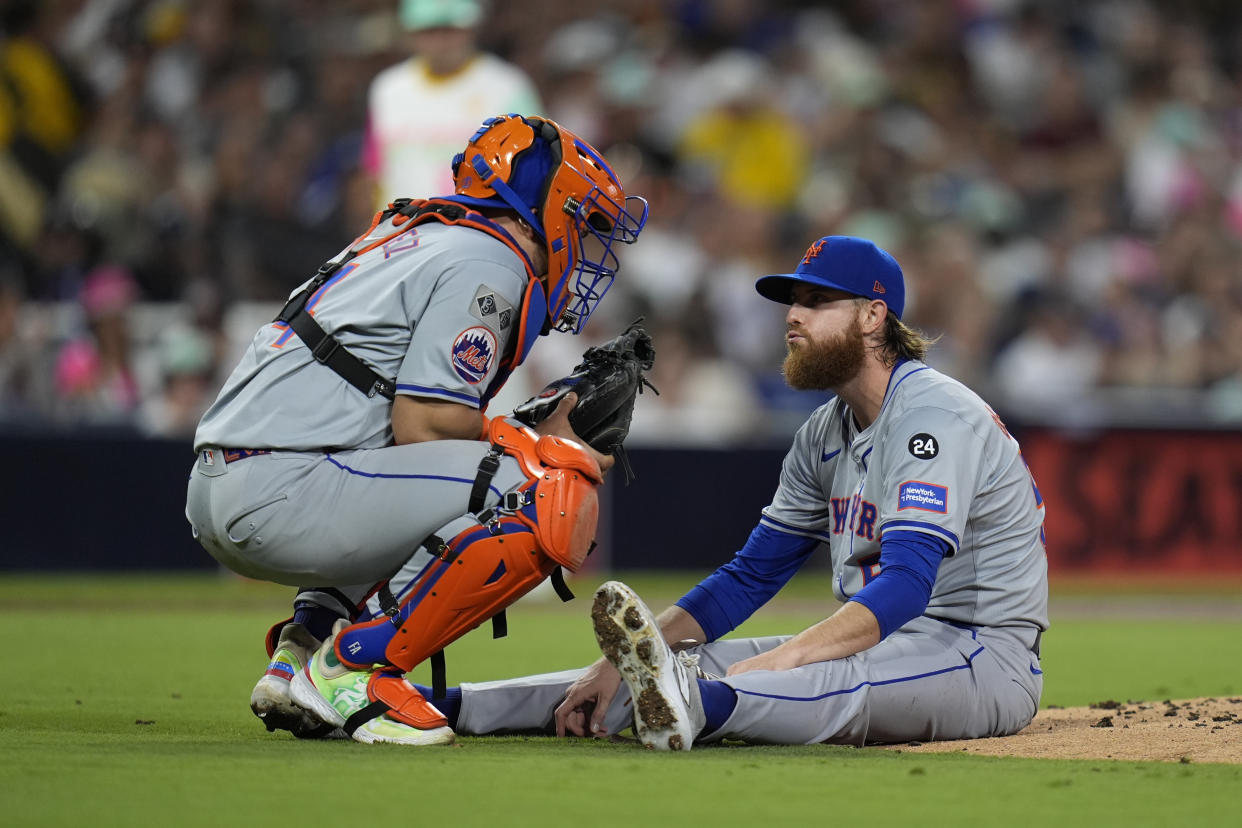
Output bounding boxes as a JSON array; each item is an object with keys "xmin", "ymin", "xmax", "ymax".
[{"xmin": 879, "ymin": 311, "xmax": 937, "ymax": 365}]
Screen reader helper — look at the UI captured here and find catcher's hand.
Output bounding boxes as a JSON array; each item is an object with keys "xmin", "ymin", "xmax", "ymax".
[{"xmin": 512, "ymin": 320, "xmax": 657, "ymax": 481}]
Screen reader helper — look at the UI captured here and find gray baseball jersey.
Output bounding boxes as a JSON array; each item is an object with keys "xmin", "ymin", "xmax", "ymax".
[
  {"xmin": 194, "ymin": 221, "xmax": 529, "ymax": 452},
  {"xmin": 764, "ymin": 359, "xmax": 1048, "ymax": 632},
  {"xmin": 187, "ymin": 220, "xmax": 545, "ymax": 612},
  {"xmin": 449, "ymin": 361, "xmax": 1048, "ymax": 745}
]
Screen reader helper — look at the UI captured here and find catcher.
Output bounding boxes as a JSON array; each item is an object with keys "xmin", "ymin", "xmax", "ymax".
[{"xmin": 184, "ymin": 114, "xmax": 651, "ymax": 746}]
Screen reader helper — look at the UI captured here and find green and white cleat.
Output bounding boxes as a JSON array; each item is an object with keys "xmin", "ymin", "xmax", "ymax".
[
  {"xmin": 290, "ymin": 624, "xmax": 455, "ymax": 746},
  {"xmin": 250, "ymin": 622, "xmax": 342, "ymax": 739}
]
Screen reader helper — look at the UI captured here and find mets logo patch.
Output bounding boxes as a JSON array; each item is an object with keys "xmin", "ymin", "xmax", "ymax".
[
  {"xmin": 897, "ymin": 480, "xmax": 948, "ymax": 513},
  {"xmin": 452, "ymin": 326, "xmax": 497, "ymax": 384}
]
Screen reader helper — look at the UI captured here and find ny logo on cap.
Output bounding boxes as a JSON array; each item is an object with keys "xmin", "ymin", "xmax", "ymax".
[{"xmin": 801, "ymin": 239, "xmax": 826, "ymax": 266}]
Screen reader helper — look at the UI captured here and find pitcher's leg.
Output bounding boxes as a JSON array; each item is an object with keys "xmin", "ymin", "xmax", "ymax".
[
  {"xmin": 450, "ymin": 637, "xmax": 787, "ymax": 738},
  {"xmin": 709, "ymin": 619, "xmax": 1009, "ymax": 745},
  {"xmin": 689, "ymin": 636, "xmax": 790, "ymax": 676},
  {"xmin": 456, "ymin": 662, "xmax": 649, "ymax": 736}
]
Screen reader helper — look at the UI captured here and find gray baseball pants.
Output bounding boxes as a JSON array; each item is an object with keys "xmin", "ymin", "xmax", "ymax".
[
  {"xmin": 456, "ymin": 615, "xmax": 1043, "ymax": 745},
  {"xmin": 185, "ymin": 443, "xmax": 533, "ymax": 616}
]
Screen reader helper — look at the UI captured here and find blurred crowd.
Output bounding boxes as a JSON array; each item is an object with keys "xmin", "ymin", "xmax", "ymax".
[{"xmin": 3, "ymin": 0, "xmax": 1242, "ymax": 444}]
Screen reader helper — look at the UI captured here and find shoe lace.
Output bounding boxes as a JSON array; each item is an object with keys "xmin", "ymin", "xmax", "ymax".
[{"xmin": 676, "ymin": 651, "xmax": 719, "ymax": 681}]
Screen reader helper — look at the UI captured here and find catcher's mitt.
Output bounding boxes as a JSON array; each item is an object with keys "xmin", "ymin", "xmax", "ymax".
[{"xmin": 512, "ymin": 320, "xmax": 657, "ymax": 482}]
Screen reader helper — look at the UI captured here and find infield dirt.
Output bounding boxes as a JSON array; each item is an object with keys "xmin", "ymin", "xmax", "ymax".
[{"xmin": 884, "ymin": 696, "xmax": 1242, "ymax": 764}]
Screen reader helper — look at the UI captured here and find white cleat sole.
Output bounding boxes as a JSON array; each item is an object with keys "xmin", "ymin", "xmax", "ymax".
[
  {"xmin": 592, "ymin": 581, "xmax": 695, "ymax": 751},
  {"xmin": 252, "ymin": 674, "xmax": 343, "ymax": 738},
  {"xmin": 289, "ymin": 668, "xmax": 347, "ymax": 728},
  {"xmin": 349, "ymin": 719, "xmax": 456, "ymax": 746}
]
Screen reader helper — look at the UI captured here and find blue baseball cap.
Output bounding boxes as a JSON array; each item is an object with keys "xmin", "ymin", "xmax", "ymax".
[{"xmin": 755, "ymin": 236, "xmax": 905, "ymax": 319}]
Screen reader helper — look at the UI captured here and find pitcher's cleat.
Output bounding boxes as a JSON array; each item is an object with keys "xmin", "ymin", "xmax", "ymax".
[
  {"xmin": 290, "ymin": 622, "xmax": 455, "ymax": 746},
  {"xmin": 250, "ymin": 622, "xmax": 342, "ymax": 738},
  {"xmin": 592, "ymin": 580, "xmax": 706, "ymax": 750}
]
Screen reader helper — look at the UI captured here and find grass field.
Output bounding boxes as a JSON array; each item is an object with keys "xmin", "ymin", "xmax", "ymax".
[{"xmin": 2, "ymin": 572, "xmax": 1239, "ymax": 827}]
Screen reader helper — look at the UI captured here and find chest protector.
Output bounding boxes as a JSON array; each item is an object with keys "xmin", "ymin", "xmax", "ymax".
[{"xmin": 274, "ymin": 197, "xmax": 549, "ymax": 408}]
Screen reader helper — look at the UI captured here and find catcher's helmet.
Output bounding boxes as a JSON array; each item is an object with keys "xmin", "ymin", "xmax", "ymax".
[{"xmin": 451, "ymin": 114, "xmax": 648, "ymax": 334}]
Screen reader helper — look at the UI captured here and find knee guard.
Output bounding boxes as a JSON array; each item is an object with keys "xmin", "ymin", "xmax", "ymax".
[{"xmin": 335, "ymin": 418, "xmax": 602, "ymax": 673}]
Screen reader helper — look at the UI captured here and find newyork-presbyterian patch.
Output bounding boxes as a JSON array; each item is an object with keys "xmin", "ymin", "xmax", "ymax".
[
  {"xmin": 897, "ymin": 480, "xmax": 948, "ymax": 513},
  {"xmin": 451, "ymin": 326, "xmax": 497, "ymax": 384}
]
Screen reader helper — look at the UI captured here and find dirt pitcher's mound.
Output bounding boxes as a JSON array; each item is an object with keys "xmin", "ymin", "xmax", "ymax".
[{"xmin": 883, "ymin": 697, "xmax": 1242, "ymax": 763}]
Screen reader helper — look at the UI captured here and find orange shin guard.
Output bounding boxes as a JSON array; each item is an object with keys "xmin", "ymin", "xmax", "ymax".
[
  {"xmin": 334, "ymin": 418, "xmax": 601, "ymax": 673},
  {"xmin": 385, "ymin": 520, "xmax": 556, "ymax": 672}
]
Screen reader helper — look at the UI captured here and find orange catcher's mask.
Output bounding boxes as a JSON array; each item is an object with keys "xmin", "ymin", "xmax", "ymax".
[{"xmin": 451, "ymin": 114, "xmax": 648, "ymax": 334}]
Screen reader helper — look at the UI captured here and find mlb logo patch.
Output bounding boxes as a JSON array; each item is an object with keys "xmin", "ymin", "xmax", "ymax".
[
  {"xmin": 898, "ymin": 480, "xmax": 948, "ymax": 513},
  {"xmin": 201, "ymin": 450, "xmax": 215, "ymax": 466},
  {"xmin": 471, "ymin": 285, "xmax": 513, "ymax": 327},
  {"xmin": 452, "ymin": 326, "xmax": 497, "ymax": 384}
]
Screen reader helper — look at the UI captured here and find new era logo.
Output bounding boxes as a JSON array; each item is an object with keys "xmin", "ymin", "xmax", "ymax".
[{"xmin": 873, "ymin": 280, "xmax": 886, "ymax": 294}]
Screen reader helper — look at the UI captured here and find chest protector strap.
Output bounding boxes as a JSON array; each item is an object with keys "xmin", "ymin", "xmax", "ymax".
[{"xmin": 273, "ymin": 198, "xmax": 546, "ymax": 402}]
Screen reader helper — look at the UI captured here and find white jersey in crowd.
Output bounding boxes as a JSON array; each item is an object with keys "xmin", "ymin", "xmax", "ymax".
[
  {"xmin": 363, "ymin": 54, "xmax": 542, "ymax": 205},
  {"xmin": 763, "ymin": 359, "xmax": 1049, "ymax": 632}
]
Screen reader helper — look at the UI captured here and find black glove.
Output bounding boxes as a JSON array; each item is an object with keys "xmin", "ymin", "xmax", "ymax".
[{"xmin": 512, "ymin": 320, "xmax": 657, "ymax": 481}]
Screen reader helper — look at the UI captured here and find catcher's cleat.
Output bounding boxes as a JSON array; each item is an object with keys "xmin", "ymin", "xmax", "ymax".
[
  {"xmin": 290, "ymin": 621, "xmax": 455, "ymax": 746},
  {"xmin": 250, "ymin": 622, "xmax": 343, "ymax": 739},
  {"xmin": 592, "ymin": 581, "xmax": 705, "ymax": 751}
]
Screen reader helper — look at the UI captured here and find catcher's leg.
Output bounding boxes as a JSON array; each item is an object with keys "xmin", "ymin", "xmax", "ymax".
[
  {"xmin": 250, "ymin": 585, "xmax": 378, "ymax": 738},
  {"xmin": 338, "ymin": 418, "xmax": 601, "ymax": 671},
  {"xmin": 250, "ymin": 621, "xmax": 341, "ymax": 738},
  {"xmin": 291, "ymin": 419, "xmax": 602, "ymax": 744}
]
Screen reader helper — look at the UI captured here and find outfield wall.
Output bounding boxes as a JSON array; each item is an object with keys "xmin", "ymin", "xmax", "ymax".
[
  {"xmin": 1022, "ymin": 428, "xmax": 1242, "ymax": 576},
  {"xmin": 1, "ymin": 429, "xmax": 1239, "ymax": 574}
]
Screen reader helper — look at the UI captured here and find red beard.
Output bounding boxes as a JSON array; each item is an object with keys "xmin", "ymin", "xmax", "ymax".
[{"xmin": 782, "ymin": 313, "xmax": 865, "ymax": 390}]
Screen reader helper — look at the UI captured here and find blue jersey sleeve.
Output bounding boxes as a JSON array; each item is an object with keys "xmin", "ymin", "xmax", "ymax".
[
  {"xmin": 675, "ymin": 522, "xmax": 818, "ymax": 642},
  {"xmin": 847, "ymin": 529, "xmax": 950, "ymax": 639}
]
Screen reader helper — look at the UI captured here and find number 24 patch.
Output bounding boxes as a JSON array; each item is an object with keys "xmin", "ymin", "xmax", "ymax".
[{"xmin": 908, "ymin": 432, "xmax": 939, "ymax": 459}]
